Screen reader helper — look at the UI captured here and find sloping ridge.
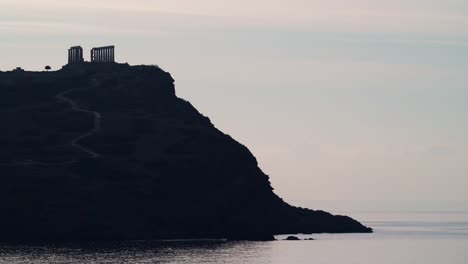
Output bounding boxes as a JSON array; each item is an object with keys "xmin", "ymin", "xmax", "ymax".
[{"xmin": 0, "ymin": 63, "xmax": 372, "ymax": 242}]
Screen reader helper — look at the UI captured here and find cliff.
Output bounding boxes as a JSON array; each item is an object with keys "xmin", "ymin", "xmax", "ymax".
[{"xmin": 0, "ymin": 63, "xmax": 372, "ymax": 241}]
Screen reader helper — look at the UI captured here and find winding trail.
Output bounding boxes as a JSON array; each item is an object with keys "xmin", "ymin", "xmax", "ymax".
[
  {"xmin": 55, "ymin": 88, "xmax": 102, "ymax": 159},
  {"xmin": 0, "ymin": 85, "xmax": 102, "ymax": 167}
]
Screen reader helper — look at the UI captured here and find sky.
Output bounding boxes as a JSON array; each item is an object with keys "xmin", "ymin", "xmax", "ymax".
[{"xmin": 1, "ymin": 0, "xmax": 467, "ymax": 212}]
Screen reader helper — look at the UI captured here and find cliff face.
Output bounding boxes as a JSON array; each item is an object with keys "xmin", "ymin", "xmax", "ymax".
[{"xmin": 0, "ymin": 63, "xmax": 371, "ymax": 241}]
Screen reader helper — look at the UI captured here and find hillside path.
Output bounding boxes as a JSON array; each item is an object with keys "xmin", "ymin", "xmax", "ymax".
[
  {"xmin": 0, "ymin": 84, "xmax": 102, "ymax": 167},
  {"xmin": 55, "ymin": 87, "xmax": 102, "ymax": 159}
]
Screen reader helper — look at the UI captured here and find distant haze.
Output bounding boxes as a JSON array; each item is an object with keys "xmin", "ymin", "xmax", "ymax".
[{"xmin": 1, "ymin": 0, "xmax": 467, "ymax": 212}]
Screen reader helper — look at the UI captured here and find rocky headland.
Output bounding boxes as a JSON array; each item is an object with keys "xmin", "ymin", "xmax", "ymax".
[{"xmin": 0, "ymin": 63, "xmax": 372, "ymax": 241}]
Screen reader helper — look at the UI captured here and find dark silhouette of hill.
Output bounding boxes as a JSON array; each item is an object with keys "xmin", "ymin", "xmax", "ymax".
[{"xmin": 0, "ymin": 63, "xmax": 372, "ymax": 242}]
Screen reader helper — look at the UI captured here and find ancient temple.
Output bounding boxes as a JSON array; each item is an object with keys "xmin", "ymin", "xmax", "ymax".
[
  {"xmin": 68, "ymin": 46, "xmax": 84, "ymax": 64},
  {"xmin": 91, "ymin": 46, "xmax": 115, "ymax": 63}
]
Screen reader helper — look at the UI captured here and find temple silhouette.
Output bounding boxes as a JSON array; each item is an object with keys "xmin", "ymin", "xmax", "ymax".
[
  {"xmin": 68, "ymin": 45, "xmax": 115, "ymax": 64},
  {"xmin": 68, "ymin": 46, "xmax": 84, "ymax": 64}
]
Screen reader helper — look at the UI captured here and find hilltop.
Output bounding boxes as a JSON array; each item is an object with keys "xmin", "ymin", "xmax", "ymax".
[{"xmin": 0, "ymin": 63, "xmax": 372, "ymax": 241}]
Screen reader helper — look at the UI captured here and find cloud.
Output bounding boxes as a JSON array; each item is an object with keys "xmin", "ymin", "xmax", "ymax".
[{"xmin": 2, "ymin": 0, "xmax": 468, "ymax": 35}]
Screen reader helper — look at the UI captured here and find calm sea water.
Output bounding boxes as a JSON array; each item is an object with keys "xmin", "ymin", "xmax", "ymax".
[{"xmin": 0, "ymin": 211, "xmax": 467, "ymax": 264}]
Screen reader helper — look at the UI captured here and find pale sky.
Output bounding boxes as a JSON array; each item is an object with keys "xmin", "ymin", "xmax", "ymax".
[{"xmin": 1, "ymin": 0, "xmax": 467, "ymax": 212}]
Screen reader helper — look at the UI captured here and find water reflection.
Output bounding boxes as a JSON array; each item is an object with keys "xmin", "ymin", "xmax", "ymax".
[
  {"xmin": 1, "ymin": 211, "xmax": 468, "ymax": 264},
  {"xmin": 0, "ymin": 240, "xmax": 274, "ymax": 264}
]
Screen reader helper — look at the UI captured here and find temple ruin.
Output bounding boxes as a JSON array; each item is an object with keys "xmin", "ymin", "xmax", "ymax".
[
  {"xmin": 91, "ymin": 46, "xmax": 115, "ymax": 63},
  {"xmin": 68, "ymin": 46, "xmax": 84, "ymax": 64},
  {"xmin": 67, "ymin": 45, "xmax": 116, "ymax": 64}
]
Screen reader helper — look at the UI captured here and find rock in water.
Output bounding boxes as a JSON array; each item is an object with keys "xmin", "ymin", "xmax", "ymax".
[
  {"xmin": 0, "ymin": 63, "xmax": 372, "ymax": 242},
  {"xmin": 285, "ymin": 236, "xmax": 301, "ymax": 241}
]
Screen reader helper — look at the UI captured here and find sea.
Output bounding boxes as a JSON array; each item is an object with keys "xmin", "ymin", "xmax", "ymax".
[{"xmin": 0, "ymin": 210, "xmax": 467, "ymax": 263}]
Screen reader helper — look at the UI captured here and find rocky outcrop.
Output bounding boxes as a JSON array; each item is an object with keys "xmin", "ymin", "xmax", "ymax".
[{"xmin": 0, "ymin": 63, "xmax": 372, "ymax": 242}]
